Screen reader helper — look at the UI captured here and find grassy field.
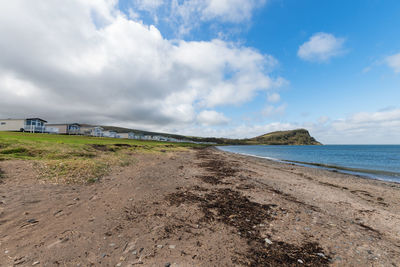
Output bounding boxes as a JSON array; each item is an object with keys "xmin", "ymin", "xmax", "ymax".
[{"xmin": 0, "ymin": 132, "xmax": 202, "ymax": 184}]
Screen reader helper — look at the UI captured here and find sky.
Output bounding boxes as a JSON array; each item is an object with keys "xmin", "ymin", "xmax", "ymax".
[{"xmin": 0, "ymin": 0, "xmax": 399, "ymax": 144}]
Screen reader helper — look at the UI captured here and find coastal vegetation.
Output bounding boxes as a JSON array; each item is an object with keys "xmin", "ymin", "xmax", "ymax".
[
  {"xmin": 245, "ymin": 129, "xmax": 322, "ymax": 145},
  {"xmin": 0, "ymin": 132, "xmax": 201, "ymax": 184}
]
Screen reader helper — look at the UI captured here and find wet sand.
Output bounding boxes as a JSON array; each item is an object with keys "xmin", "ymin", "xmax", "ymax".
[{"xmin": 0, "ymin": 147, "xmax": 399, "ymax": 266}]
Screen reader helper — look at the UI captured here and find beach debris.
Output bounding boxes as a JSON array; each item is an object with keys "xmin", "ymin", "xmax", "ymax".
[
  {"xmin": 13, "ymin": 256, "xmax": 26, "ymax": 265},
  {"xmin": 264, "ymin": 238, "xmax": 273, "ymax": 245},
  {"xmin": 123, "ymin": 241, "xmax": 136, "ymax": 254},
  {"xmin": 27, "ymin": 218, "xmax": 38, "ymax": 224},
  {"xmin": 166, "ymin": 148, "xmax": 331, "ymax": 266},
  {"xmin": 53, "ymin": 210, "xmax": 63, "ymax": 216}
]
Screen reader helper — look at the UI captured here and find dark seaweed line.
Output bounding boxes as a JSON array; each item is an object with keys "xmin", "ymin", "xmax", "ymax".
[{"xmin": 168, "ymin": 148, "xmax": 331, "ymax": 266}]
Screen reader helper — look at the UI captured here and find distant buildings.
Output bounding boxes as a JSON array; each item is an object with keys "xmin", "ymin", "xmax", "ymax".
[{"xmin": 0, "ymin": 117, "xmax": 216, "ymax": 144}]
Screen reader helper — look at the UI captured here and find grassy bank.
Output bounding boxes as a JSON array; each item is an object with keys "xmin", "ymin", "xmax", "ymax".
[{"xmin": 0, "ymin": 132, "xmax": 202, "ymax": 184}]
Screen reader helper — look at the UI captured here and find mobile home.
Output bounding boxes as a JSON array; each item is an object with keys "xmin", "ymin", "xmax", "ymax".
[
  {"xmin": 45, "ymin": 123, "xmax": 81, "ymax": 135},
  {"xmin": 0, "ymin": 118, "xmax": 47, "ymax": 133}
]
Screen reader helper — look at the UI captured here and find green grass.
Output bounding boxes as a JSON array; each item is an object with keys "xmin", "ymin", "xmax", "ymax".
[{"xmin": 0, "ymin": 132, "xmax": 204, "ymax": 184}]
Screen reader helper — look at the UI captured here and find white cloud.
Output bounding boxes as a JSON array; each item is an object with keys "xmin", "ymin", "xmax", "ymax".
[
  {"xmin": 176, "ymin": 122, "xmax": 297, "ymax": 139},
  {"xmin": 298, "ymin": 32, "xmax": 345, "ymax": 62},
  {"xmin": 306, "ymin": 108, "xmax": 400, "ymax": 144},
  {"xmin": 133, "ymin": 0, "xmax": 164, "ymax": 11},
  {"xmin": 197, "ymin": 110, "xmax": 230, "ymax": 126},
  {"xmin": 201, "ymin": 0, "xmax": 266, "ymax": 22},
  {"xmin": 317, "ymin": 116, "xmax": 329, "ymax": 124},
  {"xmin": 170, "ymin": 0, "xmax": 266, "ymax": 23},
  {"xmin": 262, "ymin": 103, "xmax": 287, "ymax": 117},
  {"xmin": 0, "ymin": 0, "xmax": 281, "ymax": 131},
  {"xmin": 131, "ymin": 0, "xmax": 267, "ymax": 35},
  {"xmin": 267, "ymin": 92, "xmax": 280, "ymax": 103},
  {"xmin": 386, "ymin": 53, "xmax": 400, "ymax": 73}
]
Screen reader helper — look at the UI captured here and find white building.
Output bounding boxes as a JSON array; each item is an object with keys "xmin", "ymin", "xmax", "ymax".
[{"xmin": 0, "ymin": 118, "xmax": 48, "ymax": 133}]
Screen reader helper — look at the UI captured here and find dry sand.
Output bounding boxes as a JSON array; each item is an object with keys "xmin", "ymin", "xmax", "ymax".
[{"xmin": 0, "ymin": 147, "xmax": 399, "ymax": 266}]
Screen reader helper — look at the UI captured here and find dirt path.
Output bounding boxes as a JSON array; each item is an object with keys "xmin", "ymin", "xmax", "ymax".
[{"xmin": 0, "ymin": 148, "xmax": 399, "ymax": 266}]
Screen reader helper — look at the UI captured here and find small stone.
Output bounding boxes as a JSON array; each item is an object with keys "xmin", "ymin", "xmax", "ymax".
[
  {"xmin": 4, "ymin": 250, "xmax": 9, "ymax": 254},
  {"xmin": 169, "ymin": 245, "xmax": 176, "ymax": 249},
  {"xmin": 298, "ymin": 259, "xmax": 304, "ymax": 264},
  {"xmin": 109, "ymin": 243, "xmax": 116, "ymax": 247},
  {"xmin": 316, "ymin": 253, "xmax": 325, "ymax": 258},
  {"xmin": 132, "ymin": 250, "xmax": 137, "ymax": 255},
  {"xmin": 304, "ymin": 227, "xmax": 311, "ymax": 231},
  {"xmin": 73, "ymin": 197, "xmax": 80, "ymax": 201},
  {"xmin": 32, "ymin": 261, "xmax": 40, "ymax": 266},
  {"xmin": 116, "ymin": 263, "xmax": 122, "ymax": 267},
  {"xmin": 165, "ymin": 263, "xmax": 171, "ymax": 267},
  {"xmin": 264, "ymin": 238, "xmax": 273, "ymax": 245},
  {"xmin": 157, "ymin": 245, "xmax": 163, "ymax": 248}
]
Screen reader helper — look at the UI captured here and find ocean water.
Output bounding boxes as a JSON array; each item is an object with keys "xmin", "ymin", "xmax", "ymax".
[{"xmin": 217, "ymin": 145, "xmax": 400, "ymax": 183}]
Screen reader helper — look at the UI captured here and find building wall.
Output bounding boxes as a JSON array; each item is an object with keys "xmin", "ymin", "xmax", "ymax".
[
  {"xmin": 79, "ymin": 126, "xmax": 94, "ymax": 135},
  {"xmin": 119, "ymin": 133, "xmax": 129, "ymax": 139},
  {"xmin": 0, "ymin": 119, "xmax": 25, "ymax": 131},
  {"xmin": 46, "ymin": 124, "xmax": 68, "ymax": 134}
]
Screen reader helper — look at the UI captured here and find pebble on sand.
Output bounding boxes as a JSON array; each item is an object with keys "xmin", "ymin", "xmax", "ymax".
[{"xmin": 264, "ymin": 238, "xmax": 273, "ymax": 245}]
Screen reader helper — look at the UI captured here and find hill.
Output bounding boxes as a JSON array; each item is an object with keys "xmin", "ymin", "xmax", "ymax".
[
  {"xmin": 245, "ymin": 129, "xmax": 322, "ymax": 145},
  {"xmin": 100, "ymin": 126, "xmax": 321, "ymax": 145}
]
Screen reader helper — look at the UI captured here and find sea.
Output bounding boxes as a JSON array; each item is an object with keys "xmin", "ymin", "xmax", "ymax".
[{"xmin": 217, "ymin": 145, "xmax": 400, "ymax": 183}]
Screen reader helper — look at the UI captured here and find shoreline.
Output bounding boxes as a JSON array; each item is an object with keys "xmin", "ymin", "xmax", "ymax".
[
  {"xmin": 1, "ymin": 147, "xmax": 399, "ymax": 266},
  {"xmin": 215, "ymin": 146, "xmax": 400, "ymax": 184}
]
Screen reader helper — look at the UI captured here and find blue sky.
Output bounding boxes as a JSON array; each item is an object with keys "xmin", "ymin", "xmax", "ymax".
[{"xmin": 0, "ymin": 0, "xmax": 399, "ymax": 143}]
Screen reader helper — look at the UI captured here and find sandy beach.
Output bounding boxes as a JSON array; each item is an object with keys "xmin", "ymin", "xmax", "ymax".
[{"xmin": 1, "ymin": 147, "xmax": 399, "ymax": 266}]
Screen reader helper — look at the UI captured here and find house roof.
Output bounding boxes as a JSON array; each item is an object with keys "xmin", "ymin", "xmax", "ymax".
[
  {"xmin": 46, "ymin": 123, "xmax": 81, "ymax": 126},
  {"xmin": 26, "ymin": 118, "xmax": 48, "ymax": 123},
  {"xmin": 0, "ymin": 118, "xmax": 48, "ymax": 123}
]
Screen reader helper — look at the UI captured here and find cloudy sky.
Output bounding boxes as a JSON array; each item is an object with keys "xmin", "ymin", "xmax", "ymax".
[{"xmin": 0, "ymin": 0, "xmax": 399, "ymax": 144}]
